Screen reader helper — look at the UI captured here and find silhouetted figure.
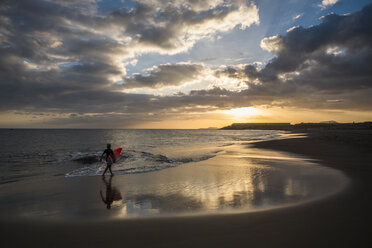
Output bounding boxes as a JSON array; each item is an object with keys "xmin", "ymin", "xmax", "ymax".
[{"xmin": 100, "ymin": 143, "xmax": 115, "ymax": 176}]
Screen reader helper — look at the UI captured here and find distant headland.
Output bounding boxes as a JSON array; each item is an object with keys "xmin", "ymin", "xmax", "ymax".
[
  {"xmin": 220, "ymin": 122, "xmax": 372, "ymax": 130},
  {"xmin": 199, "ymin": 127, "xmax": 219, "ymax": 130}
]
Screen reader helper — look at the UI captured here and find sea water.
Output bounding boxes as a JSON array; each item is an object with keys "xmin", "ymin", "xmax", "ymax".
[
  {"xmin": 0, "ymin": 129, "xmax": 287, "ymax": 183},
  {"xmin": 0, "ymin": 129, "xmax": 347, "ymax": 219}
]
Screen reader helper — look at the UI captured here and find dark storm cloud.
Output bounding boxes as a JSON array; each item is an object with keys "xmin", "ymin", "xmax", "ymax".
[
  {"xmin": 260, "ymin": 3, "xmax": 372, "ymax": 87},
  {"xmin": 63, "ymin": 39, "xmax": 127, "ymax": 59},
  {"xmin": 108, "ymin": 1, "xmax": 258, "ymax": 50},
  {"xmin": 1, "ymin": 0, "xmax": 371, "ymax": 127},
  {"xmin": 215, "ymin": 3, "xmax": 372, "ymax": 110},
  {"xmin": 0, "ymin": 0, "xmax": 257, "ymax": 116},
  {"xmin": 123, "ymin": 63, "xmax": 204, "ymax": 88}
]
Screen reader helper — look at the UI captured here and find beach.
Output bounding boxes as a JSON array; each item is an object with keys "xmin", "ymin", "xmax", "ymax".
[
  {"xmin": 2, "ymin": 0, "xmax": 372, "ymax": 247},
  {"xmin": 1, "ymin": 130, "xmax": 371, "ymax": 247}
]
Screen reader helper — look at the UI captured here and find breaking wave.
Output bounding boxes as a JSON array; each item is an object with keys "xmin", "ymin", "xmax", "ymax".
[{"xmin": 64, "ymin": 149, "xmax": 220, "ymax": 177}]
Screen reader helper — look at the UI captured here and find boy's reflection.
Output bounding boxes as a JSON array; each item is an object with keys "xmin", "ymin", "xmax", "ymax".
[{"xmin": 100, "ymin": 175, "xmax": 122, "ymax": 209}]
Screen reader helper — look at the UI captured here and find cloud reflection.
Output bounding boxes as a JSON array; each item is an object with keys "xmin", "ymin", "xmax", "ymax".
[{"xmin": 113, "ymin": 146, "xmax": 347, "ymax": 217}]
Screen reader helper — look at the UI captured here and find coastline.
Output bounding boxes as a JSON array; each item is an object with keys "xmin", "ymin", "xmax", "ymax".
[{"xmin": 1, "ymin": 130, "xmax": 371, "ymax": 247}]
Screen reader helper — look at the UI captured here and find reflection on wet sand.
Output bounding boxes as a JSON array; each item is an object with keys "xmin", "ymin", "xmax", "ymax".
[
  {"xmin": 112, "ymin": 146, "xmax": 347, "ymax": 217},
  {"xmin": 100, "ymin": 176, "xmax": 122, "ymax": 209},
  {"xmin": 119, "ymin": 193, "xmax": 204, "ymax": 217}
]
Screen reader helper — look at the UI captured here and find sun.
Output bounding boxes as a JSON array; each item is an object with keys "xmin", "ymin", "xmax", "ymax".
[{"xmin": 223, "ymin": 107, "xmax": 260, "ymax": 117}]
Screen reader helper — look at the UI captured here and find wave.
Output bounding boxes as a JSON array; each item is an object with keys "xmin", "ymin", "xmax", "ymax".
[{"xmin": 64, "ymin": 149, "xmax": 220, "ymax": 177}]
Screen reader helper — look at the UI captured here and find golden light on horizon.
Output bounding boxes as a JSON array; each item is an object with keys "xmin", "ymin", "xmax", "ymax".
[{"xmin": 223, "ymin": 107, "xmax": 260, "ymax": 117}]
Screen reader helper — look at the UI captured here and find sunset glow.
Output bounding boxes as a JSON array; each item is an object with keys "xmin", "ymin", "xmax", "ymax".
[
  {"xmin": 224, "ymin": 107, "xmax": 260, "ymax": 117},
  {"xmin": 1, "ymin": 0, "xmax": 371, "ymax": 128}
]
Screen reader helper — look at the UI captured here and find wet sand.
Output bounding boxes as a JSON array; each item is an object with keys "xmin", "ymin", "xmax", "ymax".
[{"xmin": 1, "ymin": 130, "xmax": 372, "ymax": 247}]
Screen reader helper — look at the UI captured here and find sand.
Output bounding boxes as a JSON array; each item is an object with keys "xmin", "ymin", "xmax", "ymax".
[{"xmin": 1, "ymin": 130, "xmax": 372, "ymax": 247}]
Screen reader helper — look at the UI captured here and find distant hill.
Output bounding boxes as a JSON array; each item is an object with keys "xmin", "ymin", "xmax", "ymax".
[
  {"xmin": 221, "ymin": 122, "xmax": 372, "ymax": 130},
  {"xmin": 320, "ymin": 120, "xmax": 338, "ymax": 124},
  {"xmin": 221, "ymin": 123, "xmax": 291, "ymax": 130}
]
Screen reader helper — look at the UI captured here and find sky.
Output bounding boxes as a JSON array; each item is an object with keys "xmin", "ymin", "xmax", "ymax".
[{"xmin": 0, "ymin": 0, "xmax": 372, "ymax": 128}]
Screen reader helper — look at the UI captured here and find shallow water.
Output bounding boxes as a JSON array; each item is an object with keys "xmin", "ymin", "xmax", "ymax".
[
  {"xmin": 105, "ymin": 145, "xmax": 347, "ymax": 218},
  {"xmin": 0, "ymin": 129, "xmax": 289, "ymax": 182}
]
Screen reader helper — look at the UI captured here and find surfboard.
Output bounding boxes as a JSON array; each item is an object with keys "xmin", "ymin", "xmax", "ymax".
[
  {"xmin": 113, "ymin": 148, "xmax": 122, "ymax": 160},
  {"xmin": 108, "ymin": 147, "xmax": 122, "ymax": 164}
]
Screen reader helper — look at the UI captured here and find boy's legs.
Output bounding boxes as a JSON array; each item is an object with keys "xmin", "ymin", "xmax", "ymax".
[
  {"xmin": 102, "ymin": 162, "xmax": 109, "ymax": 176},
  {"xmin": 108, "ymin": 164, "xmax": 114, "ymax": 175}
]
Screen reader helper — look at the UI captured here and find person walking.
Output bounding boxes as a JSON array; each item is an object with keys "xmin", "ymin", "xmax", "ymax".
[{"xmin": 100, "ymin": 143, "xmax": 115, "ymax": 176}]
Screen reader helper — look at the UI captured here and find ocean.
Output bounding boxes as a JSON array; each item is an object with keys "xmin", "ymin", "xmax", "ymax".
[
  {"xmin": 0, "ymin": 129, "xmax": 347, "ymax": 219},
  {"xmin": 0, "ymin": 129, "xmax": 286, "ymax": 183}
]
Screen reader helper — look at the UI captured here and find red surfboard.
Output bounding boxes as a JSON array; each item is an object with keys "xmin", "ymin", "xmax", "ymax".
[
  {"xmin": 108, "ymin": 147, "xmax": 122, "ymax": 164},
  {"xmin": 113, "ymin": 147, "xmax": 122, "ymax": 160}
]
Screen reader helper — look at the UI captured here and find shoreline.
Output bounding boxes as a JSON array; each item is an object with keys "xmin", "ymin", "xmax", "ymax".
[{"xmin": 1, "ymin": 130, "xmax": 371, "ymax": 247}]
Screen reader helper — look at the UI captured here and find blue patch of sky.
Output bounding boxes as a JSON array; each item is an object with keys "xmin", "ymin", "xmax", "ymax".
[
  {"xmin": 97, "ymin": 0, "xmax": 138, "ymax": 14},
  {"xmin": 253, "ymin": 0, "xmax": 321, "ymax": 36},
  {"xmin": 60, "ymin": 61, "xmax": 84, "ymax": 68}
]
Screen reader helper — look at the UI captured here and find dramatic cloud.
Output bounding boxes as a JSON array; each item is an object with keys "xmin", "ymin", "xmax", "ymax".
[
  {"xmin": 216, "ymin": 3, "xmax": 372, "ymax": 110},
  {"xmin": 112, "ymin": 1, "xmax": 259, "ymax": 54},
  {"xmin": 0, "ymin": 0, "xmax": 259, "ymax": 71},
  {"xmin": 0, "ymin": 0, "xmax": 371, "ymax": 127},
  {"xmin": 0, "ymin": 0, "xmax": 258, "ymax": 115},
  {"xmin": 123, "ymin": 63, "xmax": 205, "ymax": 89}
]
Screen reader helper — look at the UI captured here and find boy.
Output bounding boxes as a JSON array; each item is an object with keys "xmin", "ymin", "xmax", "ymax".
[{"xmin": 100, "ymin": 143, "xmax": 115, "ymax": 176}]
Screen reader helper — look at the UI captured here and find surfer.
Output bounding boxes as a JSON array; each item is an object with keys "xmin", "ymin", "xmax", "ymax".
[{"xmin": 100, "ymin": 143, "xmax": 115, "ymax": 176}]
